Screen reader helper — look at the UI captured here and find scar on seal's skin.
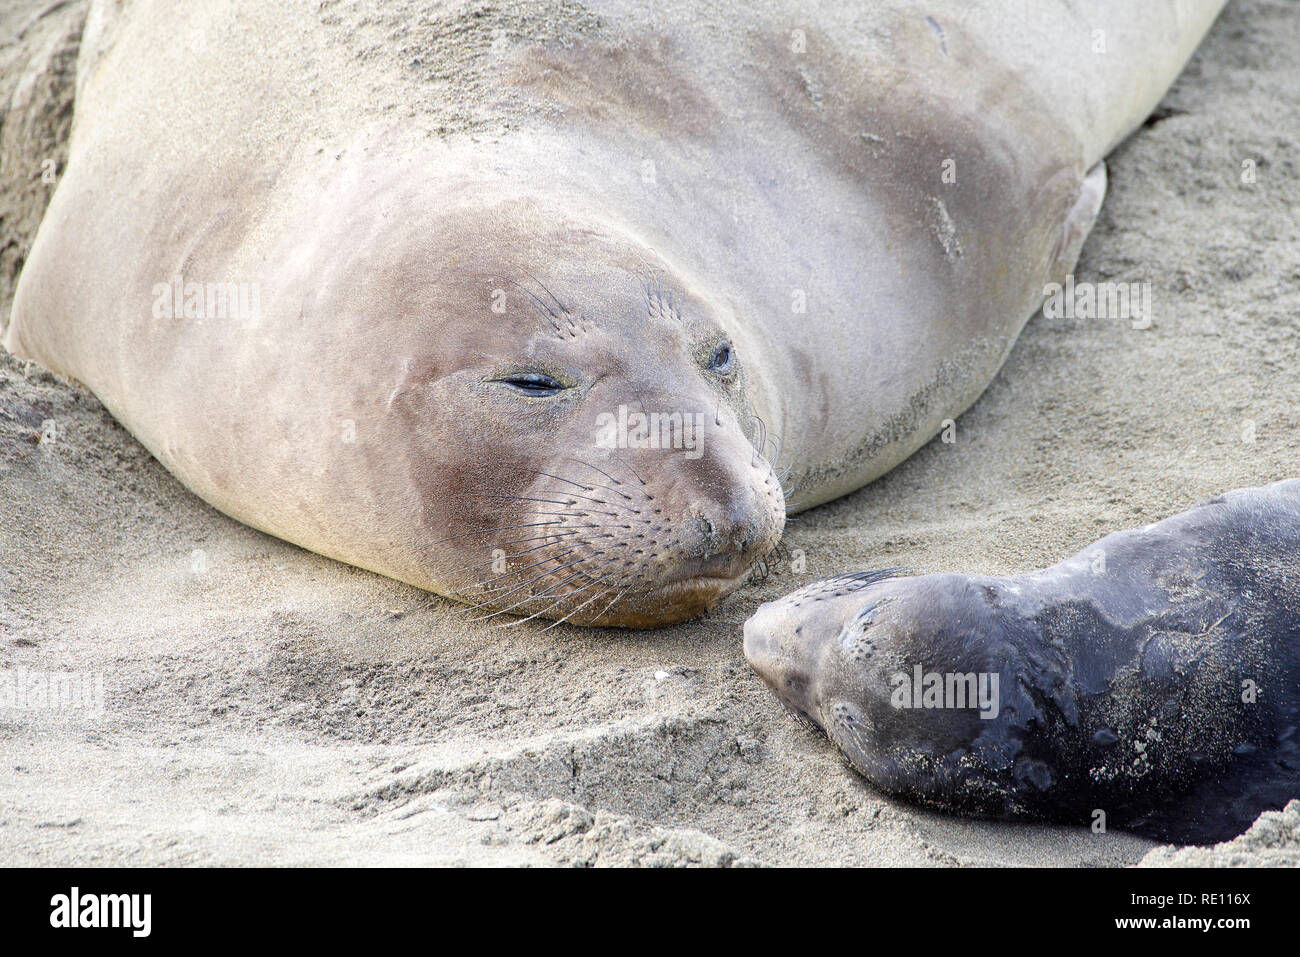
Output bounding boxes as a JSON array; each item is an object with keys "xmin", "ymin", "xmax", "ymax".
[
  {"xmin": 924, "ymin": 16, "xmax": 949, "ymax": 57},
  {"xmin": 926, "ymin": 196, "xmax": 962, "ymax": 261}
]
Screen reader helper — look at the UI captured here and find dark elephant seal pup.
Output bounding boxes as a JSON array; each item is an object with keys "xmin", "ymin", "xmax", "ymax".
[{"xmin": 744, "ymin": 481, "xmax": 1300, "ymax": 844}]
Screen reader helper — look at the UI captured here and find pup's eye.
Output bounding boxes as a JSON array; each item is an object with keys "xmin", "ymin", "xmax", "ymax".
[
  {"xmin": 707, "ymin": 341, "xmax": 735, "ymax": 376},
  {"xmin": 494, "ymin": 372, "xmax": 565, "ymax": 396}
]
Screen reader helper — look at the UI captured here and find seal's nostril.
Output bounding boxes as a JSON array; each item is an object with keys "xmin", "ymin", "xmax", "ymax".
[
  {"xmin": 695, "ymin": 498, "xmax": 761, "ymax": 554},
  {"xmin": 725, "ymin": 500, "xmax": 751, "ymax": 534}
]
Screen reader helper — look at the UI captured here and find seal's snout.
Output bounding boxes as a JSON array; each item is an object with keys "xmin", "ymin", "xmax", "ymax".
[
  {"xmin": 742, "ymin": 599, "xmax": 822, "ymax": 728},
  {"xmin": 743, "ymin": 571, "xmax": 911, "ymax": 728},
  {"xmin": 687, "ymin": 490, "xmax": 771, "ymax": 563},
  {"xmin": 677, "ymin": 419, "xmax": 788, "ymax": 577},
  {"xmin": 741, "ymin": 605, "xmax": 782, "ymax": 681},
  {"xmin": 720, "ymin": 493, "xmax": 772, "ymax": 555}
]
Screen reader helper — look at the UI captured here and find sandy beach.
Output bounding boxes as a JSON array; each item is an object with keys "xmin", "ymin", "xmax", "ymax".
[{"xmin": 1, "ymin": 0, "xmax": 1298, "ymax": 866}]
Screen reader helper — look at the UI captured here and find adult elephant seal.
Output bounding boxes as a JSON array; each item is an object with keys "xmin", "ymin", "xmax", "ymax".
[
  {"xmin": 4, "ymin": 0, "xmax": 1225, "ymax": 625},
  {"xmin": 744, "ymin": 480, "xmax": 1300, "ymax": 844}
]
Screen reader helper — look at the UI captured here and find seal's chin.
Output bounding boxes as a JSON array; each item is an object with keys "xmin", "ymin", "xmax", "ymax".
[
  {"xmin": 593, "ymin": 572, "xmax": 747, "ymax": 628},
  {"xmin": 652, "ymin": 573, "xmax": 744, "ymax": 595}
]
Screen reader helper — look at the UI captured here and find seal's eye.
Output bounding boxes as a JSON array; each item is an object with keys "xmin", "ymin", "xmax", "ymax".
[
  {"xmin": 707, "ymin": 341, "xmax": 735, "ymax": 376},
  {"xmin": 494, "ymin": 372, "xmax": 565, "ymax": 396}
]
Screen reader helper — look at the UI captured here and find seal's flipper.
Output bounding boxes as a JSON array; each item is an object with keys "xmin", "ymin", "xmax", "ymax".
[{"xmin": 1049, "ymin": 161, "xmax": 1107, "ymax": 285}]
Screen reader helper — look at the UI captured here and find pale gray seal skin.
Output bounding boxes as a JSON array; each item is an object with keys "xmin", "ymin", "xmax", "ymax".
[
  {"xmin": 2, "ymin": 1, "xmax": 1227, "ymax": 625},
  {"xmin": 744, "ymin": 481, "xmax": 1300, "ymax": 844}
]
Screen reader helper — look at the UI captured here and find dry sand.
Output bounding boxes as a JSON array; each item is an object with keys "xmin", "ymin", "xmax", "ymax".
[{"xmin": 1, "ymin": 0, "xmax": 1299, "ymax": 866}]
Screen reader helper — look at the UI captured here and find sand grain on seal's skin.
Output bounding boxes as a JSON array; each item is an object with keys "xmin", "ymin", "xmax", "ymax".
[
  {"xmin": 318, "ymin": 0, "xmax": 608, "ymax": 135},
  {"xmin": 1, "ymin": 0, "xmax": 1299, "ymax": 865}
]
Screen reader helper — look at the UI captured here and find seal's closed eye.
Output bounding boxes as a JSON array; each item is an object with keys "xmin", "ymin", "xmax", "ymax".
[{"xmin": 493, "ymin": 372, "xmax": 567, "ymax": 396}]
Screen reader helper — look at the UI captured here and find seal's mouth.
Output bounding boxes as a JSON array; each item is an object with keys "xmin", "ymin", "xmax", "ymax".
[
  {"xmin": 778, "ymin": 698, "xmax": 823, "ymax": 732},
  {"xmin": 645, "ymin": 573, "xmax": 744, "ymax": 601},
  {"xmin": 588, "ymin": 572, "xmax": 745, "ymax": 628},
  {"xmin": 749, "ymin": 662, "xmax": 824, "ymax": 731}
]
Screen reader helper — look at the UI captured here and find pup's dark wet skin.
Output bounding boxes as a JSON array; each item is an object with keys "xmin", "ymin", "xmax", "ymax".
[{"xmin": 745, "ymin": 481, "xmax": 1300, "ymax": 844}]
